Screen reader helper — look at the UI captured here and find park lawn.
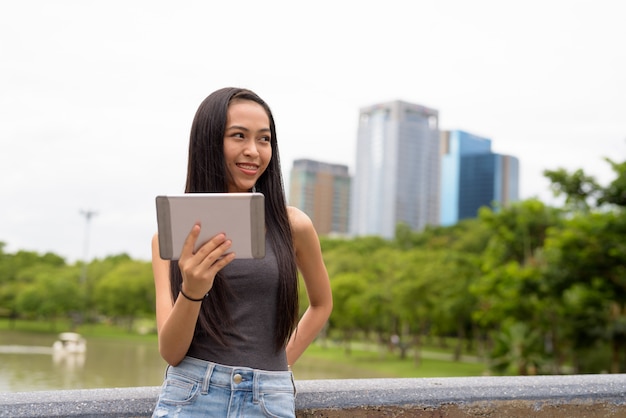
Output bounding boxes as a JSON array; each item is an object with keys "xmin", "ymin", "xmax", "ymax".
[{"xmin": 294, "ymin": 342, "xmax": 487, "ymax": 380}]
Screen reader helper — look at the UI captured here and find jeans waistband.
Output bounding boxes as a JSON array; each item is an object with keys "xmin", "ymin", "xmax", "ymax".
[{"xmin": 166, "ymin": 356, "xmax": 295, "ymax": 401}]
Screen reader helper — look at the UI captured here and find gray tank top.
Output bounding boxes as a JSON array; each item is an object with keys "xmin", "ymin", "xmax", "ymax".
[{"xmin": 186, "ymin": 237, "xmax": 288, "ymax": 371}]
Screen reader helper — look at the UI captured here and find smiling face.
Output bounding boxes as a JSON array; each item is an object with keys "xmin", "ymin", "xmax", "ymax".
[{"xmin": 223, "ymin": 99, "xmax": 273, "ymax": 193}]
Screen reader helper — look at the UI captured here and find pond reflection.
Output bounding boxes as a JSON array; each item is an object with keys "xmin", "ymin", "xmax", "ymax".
[
  {"xmin": 0, "ymin": 330, "xmax": 166, "ymax": 392},
  {"xmin": 0, "ymin": 330, "xmax": 342, "ymax": 392}
]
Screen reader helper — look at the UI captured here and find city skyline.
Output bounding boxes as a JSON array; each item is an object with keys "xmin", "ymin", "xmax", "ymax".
[
  {"xmin": 294, "ymin": 102, "xmax": 520, "ymax": 238},
  {"xmin": 1, "ymin": 1, "xmax": 624, "ymax": 262}
]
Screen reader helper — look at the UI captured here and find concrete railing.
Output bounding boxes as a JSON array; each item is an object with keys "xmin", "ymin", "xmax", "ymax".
[{"xmin": 1, "ymin": 374, "xmax": 625, "ymax": 417}]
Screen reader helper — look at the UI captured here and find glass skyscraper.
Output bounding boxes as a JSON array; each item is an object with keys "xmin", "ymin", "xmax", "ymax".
[
  {"xmin": 350, "ymin": 100, "xmax": 440, "ymax": 238},
  {"xmin": 440, "ymin": 130, "xmax": 519, "ymax": 226}
]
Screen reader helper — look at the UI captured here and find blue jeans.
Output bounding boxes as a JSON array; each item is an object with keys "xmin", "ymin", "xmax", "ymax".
[{"xmin": 152, "ymin": 356, "xmax": 296, "ymax": 417}]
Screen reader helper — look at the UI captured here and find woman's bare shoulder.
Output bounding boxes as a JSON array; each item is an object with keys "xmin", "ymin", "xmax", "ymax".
[{"xmin": 287, "ymin": 206, "xmax": 313, "ymax": 232}]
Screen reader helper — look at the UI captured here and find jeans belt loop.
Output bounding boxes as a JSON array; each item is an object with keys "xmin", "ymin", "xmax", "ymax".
[
  {"xmin": 253, "ymin": 370, "xmax": 260, "ymax": 404},
  {"xmin": 201, "ymin": 362, "xmax": 215, "ymax": 395}
]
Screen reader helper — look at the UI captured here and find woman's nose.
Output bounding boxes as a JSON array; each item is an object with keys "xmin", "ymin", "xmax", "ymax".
[{"xmin": 243, "ymin": 141, "xmax": 259, "ymax": 156}]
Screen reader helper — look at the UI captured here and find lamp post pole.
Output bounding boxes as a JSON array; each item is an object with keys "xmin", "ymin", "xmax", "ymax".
[{"xmin": 79, "ymin": 209, "xmax": 97, "ymax": 284}]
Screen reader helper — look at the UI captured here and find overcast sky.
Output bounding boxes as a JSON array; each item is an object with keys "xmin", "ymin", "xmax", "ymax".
[{"xmin": 1, "ymin": 0, "xmax": 625, "ymax": 262}]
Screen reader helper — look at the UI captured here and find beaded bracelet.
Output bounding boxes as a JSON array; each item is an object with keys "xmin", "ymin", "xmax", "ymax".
[{"xmin": 180, "ymin": 288, "xmax": 206, "ymax": 302}]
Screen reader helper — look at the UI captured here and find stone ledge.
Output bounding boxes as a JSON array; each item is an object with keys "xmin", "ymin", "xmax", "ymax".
[
  {"xmin": 0, "ymin": 386, "xmax": 158, "ymax": 418},
  {"xmin": 1, "ymin": 374, "xmax": 625, "ymax": 417},
  {"xmin": 295, "ymin": 375, "xmax": 626, "ymax": 417}
]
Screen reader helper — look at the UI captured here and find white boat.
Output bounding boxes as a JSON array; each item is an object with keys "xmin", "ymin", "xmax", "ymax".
[{"xmin": 52, "ymin": 332, "xmax": 86, "ymax": 354}]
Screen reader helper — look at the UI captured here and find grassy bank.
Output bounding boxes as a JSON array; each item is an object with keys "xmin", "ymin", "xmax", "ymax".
[
  {"xmin": 0, "ymin": 318, "xmax": 157, "ymax": 342},
  {"xmin": 294, "ymin": 342, "xmax": 486, "ymax": 379}
]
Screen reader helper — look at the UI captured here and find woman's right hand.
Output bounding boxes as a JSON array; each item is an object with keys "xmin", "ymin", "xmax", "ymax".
[{"xmin": 176, "ymin": 224, "xmax": 236, "ymax": 299}]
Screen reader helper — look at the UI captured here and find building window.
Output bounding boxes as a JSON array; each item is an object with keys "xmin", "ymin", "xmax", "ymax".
[{"xmin": 428, "ymin": 116, "xmax": 438, "ymax": 130}]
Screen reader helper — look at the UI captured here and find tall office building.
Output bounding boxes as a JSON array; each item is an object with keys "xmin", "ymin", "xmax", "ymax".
[
  {"xmin": 350, "ymin": 100, "xmax": 440, "ymax": 238},
  {"xmin": 440, "ymin": 130, "xmax": 519, "ymax": 226},
  {"xmin": 289, "ymin": 159, "xmax": 351, "ymax": 235}
]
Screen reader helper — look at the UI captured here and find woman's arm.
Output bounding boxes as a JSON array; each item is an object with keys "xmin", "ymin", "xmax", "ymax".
[
  {"xmin": 285, "ymin": 207, "xmax": 333, "ymax": 366},
  {"xmin": 152, "ymin": 225, "xmax": 235, "ymax": 366}
]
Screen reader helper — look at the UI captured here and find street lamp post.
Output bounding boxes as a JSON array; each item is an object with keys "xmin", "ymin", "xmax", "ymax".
[{"xmin": 79, "ymin": 209, "xmax": 97, "ymax": 284}]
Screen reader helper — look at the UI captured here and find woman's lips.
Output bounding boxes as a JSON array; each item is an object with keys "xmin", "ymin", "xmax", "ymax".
[{"xmin": 236, "ymin": 163, "xmax": 259, "ymax": 175}]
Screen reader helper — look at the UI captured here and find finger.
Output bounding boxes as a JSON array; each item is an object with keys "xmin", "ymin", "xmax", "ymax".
[
  {"xmin": 180, "ymin": 223, "xmax": 201, "ymax": 258},
  {"xmin": 179, "ymin": 231, "xmax": 227, "ymax": 278},
  {"xmin": 206, "ymin": 251, "xmax": 236, "ymax": 274},
  {"xmin": 180, "ymin": 243, "xmax": 235, "ymax": 297},
  {"xmin": 197, "ymin": 238, "xmax": 233, "ymax": 270},
  {"xmin": 193, "ymin": 232, "xmax": 228, "ymax": 260}
]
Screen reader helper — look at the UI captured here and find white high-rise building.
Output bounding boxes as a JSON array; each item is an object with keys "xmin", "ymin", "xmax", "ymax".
[{"xmin": 350, "ymin": 100, "xmax": 440, "ymax": 238}]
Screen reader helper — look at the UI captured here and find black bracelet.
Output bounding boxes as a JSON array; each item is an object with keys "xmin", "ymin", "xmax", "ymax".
[{"xmin": 180, "ymin": 288, "xmax": 206, "ymax": 302}]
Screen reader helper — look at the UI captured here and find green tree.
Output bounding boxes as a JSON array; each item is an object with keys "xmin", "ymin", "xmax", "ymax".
[
  {"xmin": 429, "ymin": 250, "xmax": 481, "ymax": 360},
  {"xmin": 428, "ymin": 219, "xmax": 489, "ymax": 359},
  {"xmin": 470, "ymin": 199, "xmax": 562, "ymax": 373},
  {"xmin": 93, "ymin": 260, "xmax": 155, "ymax": 331},
  {"xmin": 543, "ymin": 211, "xmax": 626, "ymax": 372},
  {"xmin": 328, "ymin": 271, "xmax": 372, "ymax": 353},
  {"xmin": 390, "ymin": 249, "xmax": 442, "ymax": 364},
  {"xmin": 544, "ymin": 168, "xmax": 600, "ymax": 212},
  {"xmin": 14, "ymin": 265, "xmax": 82, "ymax": 329},
  {"xmin": 545, "ymin": 157, "xmax": 626, "ymax": 210},
  {"xmin": 490, "ymin": 322, "xmax": 545, "ymax": 375},
  {"xmin": 0, "ymin": 248, "xmax": 68, "ymax": 324},
  {"xmin": 597, "ymin": 158, "xmax": 626, "ymax": 207},
  {"xmin": 542, "ymin": 157, "xmax": 626, "ymax": 373}
]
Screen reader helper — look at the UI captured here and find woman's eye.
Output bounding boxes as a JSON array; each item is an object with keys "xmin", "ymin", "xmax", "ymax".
[{"xmin": 260, "ymin": 136, "xmax": 271, "ymax": 142}]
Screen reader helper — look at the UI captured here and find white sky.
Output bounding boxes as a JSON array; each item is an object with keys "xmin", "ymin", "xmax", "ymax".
[{"xmin": 1, "ymin": 0, "xmax": 625, "ymax": 262}]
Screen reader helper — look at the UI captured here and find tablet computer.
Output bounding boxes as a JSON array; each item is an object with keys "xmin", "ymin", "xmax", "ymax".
[{"xmin": 155, "ymin": 193, "xmax": 265, "ymax": 260}]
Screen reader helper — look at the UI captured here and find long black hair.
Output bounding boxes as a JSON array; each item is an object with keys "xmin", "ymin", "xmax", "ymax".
[{"xmin": 169, "ymin": 87, "xmax": 298, "ymax": 351}]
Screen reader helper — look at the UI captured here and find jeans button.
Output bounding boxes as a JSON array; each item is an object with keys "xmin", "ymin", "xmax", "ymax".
[{"xmin": 233, "ymin": 373, "xmax": 243, "ymax": 384}]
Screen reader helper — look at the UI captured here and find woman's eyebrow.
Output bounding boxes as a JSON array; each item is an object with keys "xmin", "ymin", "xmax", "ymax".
[
  {"xmin": 226, "ymin": 125, "xmax": 249, "ymax": 131},
  {"xmin": 226, "ymin": 125, "xmax": 271, "ymax": 133}
]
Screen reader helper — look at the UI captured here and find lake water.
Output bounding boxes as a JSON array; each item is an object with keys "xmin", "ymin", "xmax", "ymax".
[
  {"xmin": 0, "ymin": 330, "xmax": 347, "ymax": 393},
  {"xmin": 0, "ymin": 330, "xmax": 167, "ymax": 392}
]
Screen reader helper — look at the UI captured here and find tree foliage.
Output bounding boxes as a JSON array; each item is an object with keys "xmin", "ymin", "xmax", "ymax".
[
  {"xmin": 1, "ymin": 157, "xmax": 624, "ymax": 374},
  {"xmin": 0, "ymin": 249, "xmax": 154, "ymax": 332},
  {"xmin": 93, "ymin": 260, "xmax": 155, "ymax": 330}
]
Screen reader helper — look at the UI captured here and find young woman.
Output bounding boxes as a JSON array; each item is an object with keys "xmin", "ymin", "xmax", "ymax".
[{"xmin": 151, "ymin": 87, "xmax": 333, "ymax": 417}]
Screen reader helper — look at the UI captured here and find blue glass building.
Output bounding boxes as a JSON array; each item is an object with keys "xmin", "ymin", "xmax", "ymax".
[{"xmin": 440, "ymin": 130, "xmax": 519, "ymax": 226}]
